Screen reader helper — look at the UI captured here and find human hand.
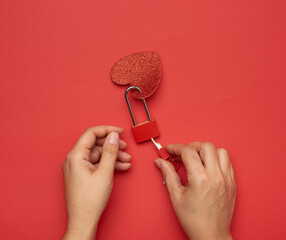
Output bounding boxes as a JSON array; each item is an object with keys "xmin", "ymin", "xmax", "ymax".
[
  {"xmin": 154, "ymin": 142, "xmax": 236, "ymax": 240},
  {"xmin": 62, "ymin": 126, "xmax": 131, "ymax": 240}
]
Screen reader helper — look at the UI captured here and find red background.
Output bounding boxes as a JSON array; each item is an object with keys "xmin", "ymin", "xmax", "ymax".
[{"xmin": 1, "ymin": 0, "xmax": 286, "ymax": 239}]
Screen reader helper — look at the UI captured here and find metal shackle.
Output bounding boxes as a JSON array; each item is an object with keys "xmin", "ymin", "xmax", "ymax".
[{"xmin": 125, "ymin": 86, "xmax": 152, "ymax": 126}]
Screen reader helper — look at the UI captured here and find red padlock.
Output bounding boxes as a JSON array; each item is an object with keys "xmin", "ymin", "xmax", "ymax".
[{"xmin": 125, "ymin": 86, "xmax": 160, "ymax": 143}]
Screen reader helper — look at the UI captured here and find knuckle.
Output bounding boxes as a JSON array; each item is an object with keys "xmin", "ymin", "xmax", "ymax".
[
  {"xmin": 66, "ymin": 151, "xmax": 73, "ymax": 161},
  {"xmin": 170, "ymin": 190, "xmax": 182, "ymax": 203},
  {"xmin": 182, "ymin": 145, "xmax": 195, "ymax": 155},
  {"xmin": 104, "ymin": 145, "xmax": 118, "ymax": 155},
  {"xmin": 84, "ymin": 127, "xmax": 93, "ymax": 134},
  {"xmin": 188, "ymin": 141, "xmax": 200, "ymax": 146},
  {"xmin": 202, "ymin": 142, "xmax": 215, "ymax": 152},
  {"xmin": 214, "ymin": 175, "xmax": 226, "ymax": 190},
  {"xmin": 197, "ymin": 172, "xmax": 209, "ymax": 185},
  {"xmin": 218, "ymin": 148, "xmax": 229, "ymax": 157},
  {"xmin": 65, "ymin": 152, "xmax": 73, "ymax": 163},
  {"xmin": 65, "ymin": 150, "xmax": 85, "ymax": 165},
  {"xmin": 66, "ymin": 157, "xmax": 76, "ymax": 166}
]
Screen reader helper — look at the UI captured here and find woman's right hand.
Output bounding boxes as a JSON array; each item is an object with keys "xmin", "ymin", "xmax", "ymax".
[{"xmin": 154, "ymin": 142, "xmax": 236, "ymax": 240}]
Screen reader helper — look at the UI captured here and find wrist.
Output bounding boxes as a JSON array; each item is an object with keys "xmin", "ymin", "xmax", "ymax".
[
  {"xmin": 63, "ymin": 219, "xmax": 98, "ymax": 240},
  {"xmin": 188, "ymin": 232, "xmax": 233, "ymax": 240}
]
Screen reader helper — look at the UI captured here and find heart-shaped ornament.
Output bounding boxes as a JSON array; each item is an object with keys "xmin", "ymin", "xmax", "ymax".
[{"xmin": 110, "ymin": 51, "xmax": 161, "ymax": 99}]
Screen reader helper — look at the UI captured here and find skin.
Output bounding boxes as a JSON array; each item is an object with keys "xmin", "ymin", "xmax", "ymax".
[
  {"xmin": 62, "ymin": 126, "xmax": 131, "ymax": 240},
  {"xmin": 154, "ymin": 143, "xmax": 236, "ymax": 240},
  {"xmin": 63, "ymin": 126, "xmax": 236, "ymax": 240}
]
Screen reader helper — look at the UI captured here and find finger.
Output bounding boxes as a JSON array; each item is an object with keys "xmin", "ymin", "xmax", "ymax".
[
  {"xmin": 74, "ymin": 126, "xmax": 123, "ymax": 150},
  {"xmin": 94, "ymin": 162, "xmax": 131, "ymax": 171},
  {"xmin": 90, "ymin": 148, "xmax": 100, "ymax": 163},
  {"xmin": 91, "ymin": 149, "xmax": 131, "ymax": 163},
  {"xmin": 98, "ymin": 132, "xmax": 120, "ymax": 177},
  {"xmin": 217, "ymin": 148, "xmax": 231, "ymax": 179},
  {"xmin": 115, "ymin": 162, "xmax": 132, "ymax": 171},
  {"xmin": 96, "ymin": 137, "xmax": 127, "ymax": 150},
  {"xmin": 154, "ymin": 158, "xmax": 184, "ymax": 197},
  {"xmin": 166, "ymin": 144, "xmax": 205, "ymax": 181},
  {"xmin": 91, "ymin": 147, "xmax": 131, "ymax": 163},
  {"xmin": 118, "ymin": 150, "xmax": 132, "ymax": 162},
  {"xmin": 188, "ymin": 142, "xmax": 221, "ymax": 175},
  {"xmin": 230, "ymin": 162, "xmax": 235, "ymax": 181}
]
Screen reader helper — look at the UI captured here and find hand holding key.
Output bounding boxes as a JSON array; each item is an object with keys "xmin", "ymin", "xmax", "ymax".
[
  {"xmin": 151, "ymin": 138, "xmax": 181, "ymax": 174},
  {"xmin": 154, "ymin": 142, "xmax": 236, "ymax": 240}
]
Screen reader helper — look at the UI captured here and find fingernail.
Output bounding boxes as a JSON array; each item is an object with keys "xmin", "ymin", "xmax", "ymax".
[
  {"xmin": 108, "ymin": 132, "xmax": 119, "ymax": 145},
  {"xmin": 154, "ymin": 160, "xmax": 162, "ymax": 169},
  {"xmin": 120, "ymin": 151, "xmax": 131, "ymax": 159}
]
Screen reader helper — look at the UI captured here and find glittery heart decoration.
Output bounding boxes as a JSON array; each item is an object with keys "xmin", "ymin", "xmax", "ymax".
[{"xmin": 110, "ymin": 51, "xmax": 161, "ymax": 99}]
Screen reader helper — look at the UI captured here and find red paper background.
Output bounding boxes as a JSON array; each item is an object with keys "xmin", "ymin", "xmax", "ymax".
[{"xmin": 1, "ymin": 0, "xmax": 286, "ymax": 239}]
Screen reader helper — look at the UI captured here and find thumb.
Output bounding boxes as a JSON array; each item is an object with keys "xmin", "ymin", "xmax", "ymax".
[
  {"xmin": 154, "ymin": 158, "xmax": 183, "ymax": 195},
  {"xmin": 98, "ymin": 132, "xmax": 119, "ymax": 177}
]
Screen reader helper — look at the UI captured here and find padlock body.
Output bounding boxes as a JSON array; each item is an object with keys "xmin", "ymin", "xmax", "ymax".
[{"xmin": 131, "ymin": 119, "xmax": 160, "ymax": 143}]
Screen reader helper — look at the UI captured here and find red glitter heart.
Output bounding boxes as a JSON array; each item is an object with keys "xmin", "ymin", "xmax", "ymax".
[{"xmin": 110, "ymin": 51, "xmax": 161, "ymax": 99}]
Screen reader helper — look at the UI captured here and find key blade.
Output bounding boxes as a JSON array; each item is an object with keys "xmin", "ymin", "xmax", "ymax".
[{"xmin": 151, "ymin": 138, "xmax": 162, "ymax": 150}]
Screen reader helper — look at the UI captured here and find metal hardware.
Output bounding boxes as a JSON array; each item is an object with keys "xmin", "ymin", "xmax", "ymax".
[{"xmin": 125, "ymin": 86, "xmax": 152, "ymax": 126}]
